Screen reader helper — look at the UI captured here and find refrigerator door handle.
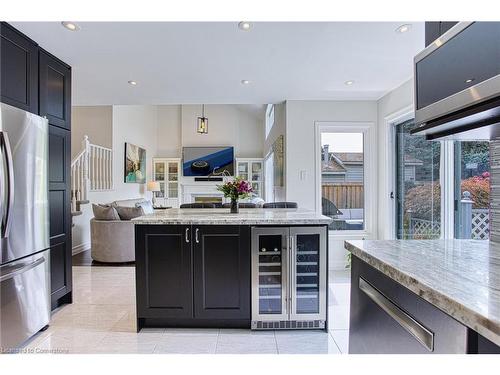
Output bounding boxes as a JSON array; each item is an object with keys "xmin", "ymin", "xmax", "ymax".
[
  {"xmin": 0, "ymin": 131, "xmax": 14, "ymax": 238},
  {"xmin": 0, "ymin": 256, "xmax": 45, "ymax": 283}
]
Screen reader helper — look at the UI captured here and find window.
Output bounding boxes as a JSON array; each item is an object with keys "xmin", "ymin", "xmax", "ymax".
[
  {"xmin": 454, "ymin": 141, "xmax": 490, "ymax": 240},
  {"xmin": 265, "ymin": 104, "xmax": 274, "ymax": 139},
  {"xmin": 395, "ymin": 119, "xmax": 441, "ymax": 239},
  {"xmin": 320, "ymin": 131, "xmax": 365, "ymax": 231}
]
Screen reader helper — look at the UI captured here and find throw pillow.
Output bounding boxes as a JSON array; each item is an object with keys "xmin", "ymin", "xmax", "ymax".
[
  {"xmin": 135, "ymin": 200, "xmax": 154, "ymax": 214},
  {"xmin": 92, "ymin": 204, "xmax": 120, "ymax": 220},
  {"xmin": 115, "ymin": 206, "xmax": 144, "ymax": 221}
]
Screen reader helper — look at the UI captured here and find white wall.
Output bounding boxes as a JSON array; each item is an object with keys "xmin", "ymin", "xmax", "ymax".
[
  {"xmin": 285, "ymin": 100, "xmax": 378, "ymax": 210},
  {"xmin": 376, "ymin": 79, "xmax": 414, "ymax": 239}
]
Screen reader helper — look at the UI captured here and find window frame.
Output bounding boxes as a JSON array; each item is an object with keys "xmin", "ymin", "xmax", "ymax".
[{"xmin": 315, "ymin": 121, "xmax": 377, "ymax": 238}]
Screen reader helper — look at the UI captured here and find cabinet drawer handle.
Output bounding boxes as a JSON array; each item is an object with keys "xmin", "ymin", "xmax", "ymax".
[
  {"xmin": 359, "ymin": 277, "xmax": 434, "ymax": 352},
  {"xmin": 195, "ymin": 228, "xmax": 200, "ymax": 243},
  {"xmin": 185, "ymin": 227, "xmax": 190, "ymax": 243}
]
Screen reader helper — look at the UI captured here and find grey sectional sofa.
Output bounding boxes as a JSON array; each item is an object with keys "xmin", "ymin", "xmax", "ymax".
[{"xmin": 90, "ymin": 198, "xmax": 148, "ymax": 263}]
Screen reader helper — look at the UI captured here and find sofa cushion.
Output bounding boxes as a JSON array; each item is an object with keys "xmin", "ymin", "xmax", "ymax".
[
  {"xmin": 135, "ymin": 200, "xmax": 154, "ymax": 214},
  {"xmin": 92, "ymin": 204, "xmax": 120, "ymax": 221},
  {"xmin": 115, "ymin": 205, "xmax": 144, "ymax": 220},
  {"xmin": 112, "ymin": 198, "xmax": 147, "ymax": 208}
]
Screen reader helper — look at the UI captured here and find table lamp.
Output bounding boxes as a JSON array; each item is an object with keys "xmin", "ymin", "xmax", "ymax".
[{"xmin": 147, "ymin": 181, "xmax": 161, "ymax": 207}]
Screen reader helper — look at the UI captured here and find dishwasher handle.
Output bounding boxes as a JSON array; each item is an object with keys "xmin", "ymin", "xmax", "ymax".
[{"xmin": 359, "ymin": 277, "xmax": 435, "ymax": 352}]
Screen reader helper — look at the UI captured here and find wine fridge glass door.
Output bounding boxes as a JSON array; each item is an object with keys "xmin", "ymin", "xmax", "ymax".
[
  {"xmin": 289, "ymin": 227, "xmax": 327, "ymax": 321},
  {"xmin": 251, "ymin": 228, "xmax": 289, "ymax": 322}
]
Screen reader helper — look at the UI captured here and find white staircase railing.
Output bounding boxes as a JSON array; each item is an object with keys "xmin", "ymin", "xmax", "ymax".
[{"xmin": 71, "ymin": 135, "xmax": 113, "ymax": 211}]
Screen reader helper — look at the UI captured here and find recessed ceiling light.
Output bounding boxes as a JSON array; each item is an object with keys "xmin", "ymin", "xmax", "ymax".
[
  {"xmin": 241, "ymin": 80, "xmax": 251, "ymax": 85},
  {"xmin": 344, "ymin": 80, "xmax": 354, "ymax": 86},
  {"xmin": 128, "ymin": 80, "xmax": 137, "ymax": 86},
  {"xmin": 61, "ymin": 21, "xmax": 80, "ymax": 31},
  {"xmin": 465, "ymin": 78, "xmax": 475, "ymax": 84},
  {"xmin": 238, "ymin": 22, "xmax": 252, "ymax": 31},
  {"xmin": 395, "ymin": 24, "xmax": 411, "ymax": 34}
]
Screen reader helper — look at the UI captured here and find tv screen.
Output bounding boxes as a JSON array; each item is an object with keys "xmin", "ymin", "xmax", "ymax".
[{"xmin": 182, "ymin": 147, "xmax": 234, "ymax": 177}]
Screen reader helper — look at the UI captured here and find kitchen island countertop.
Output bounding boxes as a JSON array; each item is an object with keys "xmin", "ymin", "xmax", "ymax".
[
  {"xmin": 345, "ymin": 239, "xmax": 500, "ymax": 346},
  {"xmin": 132, "ymin": 208, "xmax": 333, "ymax": 225}
]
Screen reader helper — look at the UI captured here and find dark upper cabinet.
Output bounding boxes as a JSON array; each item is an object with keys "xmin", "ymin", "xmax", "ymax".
[
  {"xmin": 135, "ymin": 225, "xmax": 193, "ymax": 319},
  {"xmin": 0, "ymin": 22, "xmax": 39, "ymax": 113},
  {"xmin": 48, "ymin": 125, "xmax": 72, "ymax": 308},
  {"xmin": 39, "ymin": 50, "xmax": 71, "ymax": 130},
  {"xmin": 193, "ymin": 226, "xmax": 251, "ymax": 320},
  {"xmin": 424, "ymin": 21, "xmax": 458, "ymax": 46}
]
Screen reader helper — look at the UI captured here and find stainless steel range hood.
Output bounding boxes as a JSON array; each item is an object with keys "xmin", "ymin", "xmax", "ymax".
[{"xmin": 411, "ymin": 22, "xmax": 500, "ymax": 140}]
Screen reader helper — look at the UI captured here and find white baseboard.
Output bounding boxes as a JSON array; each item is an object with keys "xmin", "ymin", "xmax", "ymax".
[{"xmin": 72, "ymin": 242, "xmax": 90, "ymax": 255}]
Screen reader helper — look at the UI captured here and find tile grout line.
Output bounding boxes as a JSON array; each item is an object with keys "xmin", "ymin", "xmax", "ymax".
[
  {"xmin": 328, "ymin": 330, "xmax": 343, "ymax": 354},
  {"xmin": 274, "ymin": 330, "xmax": 280, "ymax": 354},
  {"xmin": 214, "ymin": 329, "xmax": 221, "ymax": 354}
]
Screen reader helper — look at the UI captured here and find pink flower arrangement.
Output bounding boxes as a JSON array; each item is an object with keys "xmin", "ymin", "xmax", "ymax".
[{"xmin": 217, "ymin": 177, "xmax": 253, "ymax": 201}]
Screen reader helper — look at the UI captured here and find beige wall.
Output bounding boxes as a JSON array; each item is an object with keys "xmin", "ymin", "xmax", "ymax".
[
  {"xmin": 71, "ymin": 106, "xmax": 112, "ymax": 159},
  {"xmin": 157, "ymin": 105, "xmax": 182, "ymax": 157},
  {"xmin": 178, "ymin": 104, "xmax": 264, "ymax": 158}
]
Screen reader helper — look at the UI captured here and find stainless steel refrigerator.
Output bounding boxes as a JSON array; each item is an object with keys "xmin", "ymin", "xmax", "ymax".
[{"xmin": 0, "ymin": 103, "xmax": 50, "ymax": 350}]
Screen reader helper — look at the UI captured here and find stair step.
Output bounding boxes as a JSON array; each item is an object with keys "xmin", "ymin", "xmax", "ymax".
[
  {"xmin": 77, "ymin": 200, "xmax": 90, "ymax": 205},
  {"xmin": 71, "ymin": 211, "xmax": 83, "ymax": 217}
]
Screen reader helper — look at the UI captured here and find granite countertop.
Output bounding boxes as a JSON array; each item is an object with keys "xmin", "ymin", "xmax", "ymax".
[
  {"xmin": 132, "ymin": 208, "xmax": 333, "ymax": 225},
  {"xmin": 345, "ymin": 239, "xmax": 500, "ymax": 346}
]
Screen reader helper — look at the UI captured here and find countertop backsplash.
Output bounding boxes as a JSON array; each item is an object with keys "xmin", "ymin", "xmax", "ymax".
[{"xmin": 491, "ymin": 139, "xmax": 500, "ymax": 243}]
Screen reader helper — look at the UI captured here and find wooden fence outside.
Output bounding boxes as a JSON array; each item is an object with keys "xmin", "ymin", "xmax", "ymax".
[{"xmin": 322, "ymin": 183, "xmax": 364, "ymax": 209}]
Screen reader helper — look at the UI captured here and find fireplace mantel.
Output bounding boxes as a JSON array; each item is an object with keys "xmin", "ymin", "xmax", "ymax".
[{"xmin": 180, "ymin": 178, "xmax": 229, "ymax": 204}]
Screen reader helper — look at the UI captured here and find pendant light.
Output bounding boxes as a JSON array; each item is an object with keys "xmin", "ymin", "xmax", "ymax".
[{"xmin": 197, "ymin": 104, "xmax": 208, "ymax": 134}]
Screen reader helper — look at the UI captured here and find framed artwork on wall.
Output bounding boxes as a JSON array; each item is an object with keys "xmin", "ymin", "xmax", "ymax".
[{"xmin": 124, "ymin": 142, "xmax": 146, "ymax": 183}]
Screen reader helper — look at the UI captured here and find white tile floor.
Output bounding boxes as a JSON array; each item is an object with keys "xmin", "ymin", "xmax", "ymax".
[{"xmin": 21, "ymin": 267, "xmax": 350, "ymax": 354}]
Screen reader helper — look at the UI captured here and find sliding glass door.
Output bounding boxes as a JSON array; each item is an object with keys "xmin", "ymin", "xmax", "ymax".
[{"xmin": 395, "ymin": 119, "xmax": 441, "ymax": 239}]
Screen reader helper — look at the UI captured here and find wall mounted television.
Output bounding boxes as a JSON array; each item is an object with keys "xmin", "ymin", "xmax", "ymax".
[{"xmin": 182, "ymin": 146, "xmax": 234, "ymax": 176}]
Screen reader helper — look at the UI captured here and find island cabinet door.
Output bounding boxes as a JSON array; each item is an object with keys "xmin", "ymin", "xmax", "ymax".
[
  {"xmin": 193, "ymin": 226, "xmax": 251, "ymax": 320},
  {"xmin": 135, "ymin": 225, "xmax": 193, "ymax": 318}
]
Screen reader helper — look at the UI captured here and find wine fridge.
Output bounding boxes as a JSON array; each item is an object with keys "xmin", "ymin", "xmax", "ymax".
[{"xmin": 251, "ymin": 227, "xmax": 327, "ymax": 330}]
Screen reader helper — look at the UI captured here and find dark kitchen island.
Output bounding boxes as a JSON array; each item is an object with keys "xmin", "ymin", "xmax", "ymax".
[{"xmin": 133, "ymin": 208, "xmax": 332, "ymax": 331}]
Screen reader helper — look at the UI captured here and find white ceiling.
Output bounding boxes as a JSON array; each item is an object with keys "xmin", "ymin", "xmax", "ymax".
[{"xmin": 12, "ymin": 22, "xmax": 424, "ymax": 106}]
